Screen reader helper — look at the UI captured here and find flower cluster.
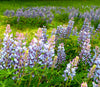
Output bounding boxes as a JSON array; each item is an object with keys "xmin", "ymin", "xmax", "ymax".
[
  {"xmin": 4, "ymin": 6, "xmax": 70, "ymax": 24},
  {"xmin": 28, "ymin": 28, "xmax": 55, "ymax": 68},
  {"xmin": 57, "ymin": 43, "xmax": 66, "ymax": 64},
  {"xmin": 4, "ymin": 7, "xmax": 54, "ymax": 23},
  {"xmin": 86, "ymin": 46, "xmax": 100, "ymax": 87},
  {"xmin": 78, "ymin": 18, "xmax": 92, "ymax": 65},
  {"xmin": 13, "ymin": 32, "xmax": 28, "ymax": 70},
  {"xmin": 41, "ymin": 26, "xmax": 47, "ymax": 43},
  {"xmin": 79, "ymin": 39, "xmax": 91, "ymax": 65},
  {"xmin": 68, "ymin": 7, "xmax": 79, "ymax": 19},
  {"xmin": 0, "ymin": 25, "xmax": 57, "ymax": 79},
  {"xmin": 91, "ymin": 46, "xmax": 100, "ymax": 66},
  {"xmin": 55, "ymin": 18, "xmax": 74, "ymax": 41},
  {"xmin": 65, "ymin": 17, "xmax": 74, "ymax": 38},
  {"xmin": 69, "ymin": 6, "xmax": 100, "ymax": 21},
  {"xmin": 0, "ymin": 24, "xmax": 14, "ymax": 69},
  {"xmin": 62, "ymin": 56, "xmax": 79, "ymax": 81},
  {"xmin": 78, "ymin": 18, "xmax": 91, "ymax": 44},
  {"xmin": 7, "ymin": 6, "xmax": 100, "ymax": 24}
]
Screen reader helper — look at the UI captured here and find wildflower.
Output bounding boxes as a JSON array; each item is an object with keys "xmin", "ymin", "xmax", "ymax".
[
  {"xmin": 28, "ymin": 28, "xmax": 55, "ymax": 68},
  {"xmin": 92, "ymin": 82, "xmax": 98, "ymax": 87},
  {"xmin": 87, "ymin": 65, "xmax": 96, "ymax": 78},
  {"xmin": 0, "ymin": 24, "xmax": 14, "ymax": 69},
  {"xmin": 57, "ymin": 43, "xmax": 66, "ymax": 64},
  {"xmin": 81, "ymin": 82, "xmax": 88, "ymax": 87},
  {"xmin": 62, "ymin": 56, "xmax": 79, "ymax": 81}
]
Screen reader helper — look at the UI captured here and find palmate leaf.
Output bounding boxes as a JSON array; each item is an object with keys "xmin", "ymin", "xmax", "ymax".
[{"xmin": 0, "ymin": 68, "xmax": 19, "ymax": 80}]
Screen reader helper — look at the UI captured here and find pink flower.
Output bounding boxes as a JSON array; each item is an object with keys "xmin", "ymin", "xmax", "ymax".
[
  {"xmin": 16, "ymin": 32, "xmax": 25, "ymax": 40},
  {"xmin": 6, "ymin": 24, "xmax": 11, "ymax": 33},
  {"xmin": 35, "ymin": 28, "xmax": 42, "ymax": 38},
  {"xmin": 81, "ymin": 82, "xmax": 88, "ymax": 87}
]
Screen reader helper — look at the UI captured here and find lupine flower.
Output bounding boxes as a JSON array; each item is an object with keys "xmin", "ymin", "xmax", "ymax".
[
  {"xmin": 78, "ymin": 18, "xmax": 91, "ymax": 43},
  {"xmin": 0, "ymin": 25, "xmax": 29, "ymax": 80},
  {"xmin": 13, "ymin": 32, "xmax": 27, "ymax": 70},
  {"xmin": 5, "ymin": 6, "xmax": 100, "ymax": 24},
  {"xmin": 6, "ymin": 24, "xmax": 11, "ymax": 33},
  {"xmin": 79, "ymin": 18, "xmax": 92, "ymax": 65},
  {"xmin": 68, "ymin": 8, "xmax": 79, "ymax": 19},
  {"xmin": 87, "ymin": 46, "xmax": 100, "ymax": 85},
  {"xmin": 23, "ymin": 49, "xmax": 29, "ymax": 67},
  {"xmin": 87, "ymin": 65, "xmax": 96, "ymax": 78},
  {"xmin": 91, "ymin": 46, "xmax": 100, "ymax": 66},
  {"xmin": 55, "ymin": 18, "xmax": 74, "ymax": 41},
  {"xmin": 93, "ymin": 54, "xmax": 100, "ymax": 83},
  {"xmin": 16, "ymin": 9, "xmax": 24, "ymax": 17},
  {"xmin": 57, "ymin": 43, "xmax": 66, "ymax": 64},
  {"xmin": 41, "ymin": 26, "xmax": 47, "ymax": 43},
  {"xmin": 28, "ymin": 33, "xmax": 44, "ymax": 68},
  {"xmin": 79, "ymin": 38, "xmax": 91, "ymax": 65},
  {"xmin": 55, "ymin": 25, "xmax": 65, "ymax": 41},
  {"xmin": 0, "ymin": 24, "xmax": 14, "ymax": 69},
  {"xmin": 62, "ymin": 56, "xmax": 79, "ymax": 81},
  {"xmin": 65, "ymin": 17, "xmax": 74, "ymax": 38},
  {"xmin": 35, "ymin": 28, "xmax": 43, "ymax": 39},
  {"xmin": 28, "ymin": 28, "xmax": 55, "ymax": 68},
  {"xmin": 92, "ymin": 82, "xmax": 98, "ymax": 87},
  {"xmin": 4, "ymin": 7, "xmax": 59, "ymax": 24},
  {"xmin": 48, "ymin": 35, "xmax": 55, "ymax": 48},
  {"xmin": 71, "ymin": 56, "xmax": 79, "ymax": 67},
  {"xmin": 81, "ymin": 82, "xmax": 88, "ymax": 87},
  {"xmin": 69, "ymin": 6, "xmax": 100, "ymax": 21},
  {"xmin": 4, "ymin": 10, "xmax": 11, "ymax": 17}
]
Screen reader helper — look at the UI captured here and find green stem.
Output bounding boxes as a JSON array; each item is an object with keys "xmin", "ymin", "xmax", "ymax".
[
  {"xmin": 18, "ymin": 63, "xmax": 25, "ymax": 87},
  {"xmin": 37, "ymin": 77, "xmax": 41, "ymax": 87},
  {"xmin": 28, "ymin": 72, "xmax": 33, "ymax": 87},
  {"xmin": 75, "ymin": 78, "xmax": 80, "ymax": 85},
  {"xmin": 68, "ymin": 76, "xmax": 72, "ymax": 87},
  {"xmin": 28, "ymin": 76, "xmax": 32, "ymax": 87},
  {"xmin": 16, "ymin": 69, "xmax": 21, "ymax": 86},
  {"xmin": 65, "ymin": 77, "xmax": 69, "ymax": 87}
]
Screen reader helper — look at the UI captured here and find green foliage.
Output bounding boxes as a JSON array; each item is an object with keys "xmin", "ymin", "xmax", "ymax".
[
  {"xmin": 4, "ymin": 16, "xmax": 47, "ymax": 30},
  {"xmin": 0, "ymin": 64, "xmax": 65, "ymax": 87},
  {"xmin": 91, "ymin": 19, "xmax": 100, "ymax": 29},
  {"xmin": 54, "ymin": 13, "xmax": 69, "ymax": 23},
  {"xmin": 74, "ymin": 17, "xmax": 84, "ymax": 32},
  {"xmin": 55, "ymin": 35, "xmax": 80, "ymax": 63}
]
